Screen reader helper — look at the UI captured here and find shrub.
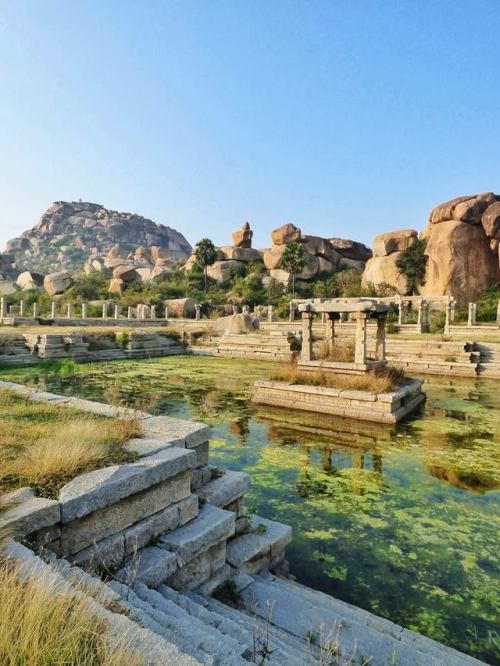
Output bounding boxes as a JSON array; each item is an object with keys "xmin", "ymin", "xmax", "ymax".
[
  {"xmin": 395, "ymin": 239, "xmax": 427, "ymax": 294},
  {"xmin": 270, "ymin": 364, "xmax": 406, "ymax": 393},
  {"xmin": 476, "ymin": 282, "xmax": 500, "ymax": 322},
  {"xmin": 429, "ymin": 311, "xmax": 446, "ymax": 334}
]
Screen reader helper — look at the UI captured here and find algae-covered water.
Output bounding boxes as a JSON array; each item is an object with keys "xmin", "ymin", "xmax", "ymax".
[{"xmin": 3, "ymin": 356, "xmax": 499, "ymax": 663}]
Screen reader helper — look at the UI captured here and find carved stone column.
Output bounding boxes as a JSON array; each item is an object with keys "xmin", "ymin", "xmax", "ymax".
[
  {"xmin": 354, "ymin": 312, "xmax": 368, "ymax": 365},
  {"xmin": 301, "ymin": 311, "xmax": 314, "ymax": 362}
]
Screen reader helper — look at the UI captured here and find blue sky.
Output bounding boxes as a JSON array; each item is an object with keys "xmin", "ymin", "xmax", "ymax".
[{"xmin": 1, "ymin": 1, "xmax": 499, "ymax": 251}]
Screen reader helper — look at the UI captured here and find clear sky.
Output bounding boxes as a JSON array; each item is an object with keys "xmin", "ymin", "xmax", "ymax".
[{"xmin": 1, "ymin": 1, "xmax": 499, "ymax": 252}]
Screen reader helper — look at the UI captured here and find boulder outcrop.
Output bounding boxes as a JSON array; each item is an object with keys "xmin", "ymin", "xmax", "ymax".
[
  {"xmin": 373, "ymin": 230, "xmax": 417, "ymax": 257},
  {"xmin": 362, "ymin": 253, "xmax": 408, "ymax": 294},
  {"xmin": 164, "ymin": 298, "xmax": 197, "ymax": 318},
  {"xmin": 419, "ymin": 220, "xmax": 499, "ymax": 306},
  {"xmin": 271, "ymin": 223, "xmax": 301, "ymax": 245},
  {"xmin": 214, "ymin": 313, "xmax": 259, "ymax": 334},
  {"xmin": 16, "ymin": 271, "xmax": 44, "ymax": 290},
  {"xmin": 329, "ymin": 238, "xmax": 372, "ymax": 262},
  {"xmin": 4, "ymin": 201, "xmax": 191, "ymax": 274}
]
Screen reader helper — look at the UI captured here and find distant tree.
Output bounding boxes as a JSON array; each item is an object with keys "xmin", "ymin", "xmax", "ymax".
[
  {"xmin": 396, "ymin": 239, "xmax": 427, "ymax": 295},
  {"xmin": 195, "ymin": 238, "xmax": 217, "ymax": 294},
  {"xmin": 281, "ymin": 242, "xmax": 305, "ymax": 296}
]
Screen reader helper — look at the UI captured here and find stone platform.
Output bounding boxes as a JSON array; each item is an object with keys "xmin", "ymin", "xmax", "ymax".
[{"xmin": 252, "ymin": 378, "xmax": 425, "ymax": 424}]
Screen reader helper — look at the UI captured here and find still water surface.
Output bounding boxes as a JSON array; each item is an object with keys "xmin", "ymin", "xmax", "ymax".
[{"xmin": 5, "ymin": 356, "xmax": 499, "ymax": 663}]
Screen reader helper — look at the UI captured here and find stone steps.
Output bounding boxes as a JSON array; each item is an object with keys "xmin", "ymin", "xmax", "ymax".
[
  {"xmin": 197, "ymin": 470, "xmax": 251, "ymax": 510},
  {"xmin": 240, "ymin": 573, "xmax": 484, "ymax": 666}
]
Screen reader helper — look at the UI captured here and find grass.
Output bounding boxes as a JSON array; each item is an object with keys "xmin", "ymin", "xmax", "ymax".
[
  {"xmin": 270, "ymin": 364, "xmax": 407, "ymax": 393},
  {"xmin": 0, "ymin": 561, "xmax": 143, "ymax": 666},
  {"xmin": 0, "ymin": 389, "xmax": 140, "ymax": 498},
  {"xmin": 315, "ymin": 340, "xmax": 355, "ymax": 362}
]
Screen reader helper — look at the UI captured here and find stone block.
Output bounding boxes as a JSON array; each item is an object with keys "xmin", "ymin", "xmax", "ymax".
[
  {"xmin": 192, "ymin": 440, "xmax": 209, "ymax": 467},
  {"xmin": 197, "ymin": 470, "xmax": 251, "ymax": 509},
  {"xmin": 124, "ymin": 434, "xmax": 185, "ymax": 456},
  {"xmin": 226, "ymin": 515, "xmax": 292, "ymax": 574},
  {"xmin": 166, "ymin": 542, "xmax": 226, "ymax": 590},
  {"xmin": 140, "ymin": 415, "xmax": 211, "ymax": 448},
  {"xmin": 61, "ymin": 471, "xmax": 192, "ymax": 556},
  {"xmin": 123, "ymin": 494, "xmax": 198, "ymax": 555},
  {"xmin": 70, "ymin": 533, "xmax": 125, "ymax": 572},
  {"xmin": 116, "ymin": 546, "xmax": 179, "ymax": 587},
  {"xmin": 194, "ymin": 563, "xmax": 233, "ymax": 596},
  {"xmin": 158, "ymin": 503, "xmax": 234, "ymax": 564},
  {"xmin": 59, "ymin": 447, "xmax": 196, "ymax": 523}
]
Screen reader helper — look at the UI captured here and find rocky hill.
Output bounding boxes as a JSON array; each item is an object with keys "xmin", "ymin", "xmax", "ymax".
[{"xmin": 4, "ymin": 201, "xmax": 192, "ymax": 274}]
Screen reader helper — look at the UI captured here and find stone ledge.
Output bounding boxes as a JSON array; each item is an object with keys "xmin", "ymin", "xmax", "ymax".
[
  {"xmin": 226, "ymin": 515, "xmax": 292, "ymax": 574},
  {"xmin": 197, "ymin": 470, "xmax": 251, "ymax": 508},
  {"xmin": 0, "ymin": 488, "xmax": 60, "ymax": 537},
  {"xmin": 116, "ymin": 546, "xmax": 179, "ymax": 588},
  {"xmin": 59, "ymin": 447, "xmax": 196, "ymax": 523}
]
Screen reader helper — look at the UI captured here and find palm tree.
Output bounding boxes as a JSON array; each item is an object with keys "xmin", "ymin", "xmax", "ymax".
[
  {"xmin": 281, "ymin": 241, "xmax": 305, "ymax": 296},
  {"xmin": 195, "ymin": 238, "xmax": 217, "ymax": 294}
]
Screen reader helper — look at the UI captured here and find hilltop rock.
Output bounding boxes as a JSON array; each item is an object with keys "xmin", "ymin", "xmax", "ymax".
[
  {"xmin": 0, "ymin": 280, "xmax": 18, "ymax": 296},
  {"xmin": 271, "ymin": 223, "xmax": 301, "ymax": 245},
  {"xmin": 207, "ymin": 260, "xmax": 245, "ymax": 284},
  {"xmin": 4, "ymin": 201, "xmax": 191, "ymax": 274},
  {"xmin": 429, "ymin": 192, "xmax": 497, "ymax": 225},
  {"xmin": 232, "ymin": 222, "xmax": 253, "ymax": 248},
  {"xmin": 481, "ymin": 202, "xmax": 500, "ymax": 239}
]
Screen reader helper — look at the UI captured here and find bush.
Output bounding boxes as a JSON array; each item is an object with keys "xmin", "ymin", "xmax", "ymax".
[
  {"xmin": 476, "ymin": 282, "xmax": 500, "ymax": 322},
  {"xmin": 429, "ymin": 311, "xmax": 446, "ymax": 334},
  {"xmin": 395, "ymin": 239, "xmax": 427, "ymax": 294}
]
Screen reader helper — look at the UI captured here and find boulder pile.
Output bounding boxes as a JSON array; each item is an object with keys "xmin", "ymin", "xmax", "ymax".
[
  {"xmin": 183, "ymin": 221, "xmax": 371, "ymax": 285},
  {"xmin": 361, "ymin": 192, "xmax": 500, "ymax": 305}
]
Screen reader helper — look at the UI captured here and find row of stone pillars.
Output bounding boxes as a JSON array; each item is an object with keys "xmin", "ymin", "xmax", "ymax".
[{"xmin": 301, "ymin": 311, "xmax": 387, "ymax": 365}]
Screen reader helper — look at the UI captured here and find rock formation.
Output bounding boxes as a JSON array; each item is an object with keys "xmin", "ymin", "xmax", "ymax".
[
  {"xmin": 232, "ymin": 222, "xmax": 253, "ymax": 248},
  {"xmin": 5, "ymin": 201, "xmax": 191, "ymax": 274},
  {"xmin": 362, "ymin": 193, "xmax": 500, "ymax": 304},
  {"xmin": 44, "ymin": 271, "xmax": 73, "ymax": 297}
]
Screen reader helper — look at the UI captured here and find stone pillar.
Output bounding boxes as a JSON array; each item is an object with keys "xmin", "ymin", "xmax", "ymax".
[
  {"xmin": 416, "ymin": 300, "xmax": 429, "ymax": 333},
  {"xmin": 195, "ymin": 304, "xmax": 201, "ymax": 320},
  {"xmin": 232, "ymin": 305, "xmax": 238, "ymax": 315},
  {"xmin": 51, "ymin": 301, "xmax": 56, "ymax": 319},
  {"xmin": 354, "ymin": 312, "xmax": 368, "ymax": 365},
  {"xmin": 450, "ymin": 298, "xmax": 456, "ymax": 323},
  {"xmin": 375, "ymin": 314, "xmax": 386, "ymax": 362},
  {"xmin": 150, "ymin": 305, "xmax": 156, "ymax": 319},
  {"xmin": 242, "ymin": 305, "xmax": 250, "ymax": 315},
  {"xmin": 102, "ymin": 303, "xmax": 108, "ymax": 319},
  {"xmin": 325, "ymin": 313, "xmax": 335, "ymax": 356},
  {"xmin": 19, "ymin": 300, "xmax": 25, "ymax": 317},
  {"xmin": 127, "ymin": 306, "xmax": 133, "ymax": 320},
  {"xmin": 33, "ymin": 302, "xmax": 39, "ymax": 318},
  {"xmin": 114, "ymin": 304, "xmax": 120, "ymax": 319},
  {"xmin": 289, "ymin": 302, "xmax": 296, "ymax": 322},
  {"xmin": 339, "ymin": 312, "xmax": 344, "ymax": 324},
  {"xmin": 301, "ymin": 311, "xmax": 314, "ymax": 362},
  {"xmin": 0, "ymin": 297, "xmax": 7, "ymax": 318},
  {"xmin": 444, "ymin": 300, "xmax": 451, "ymax": 335},
  {"xmin": 164, "ymin": 306, "xmax": 168, "ymax": 320},
  {"xmin": 467, "ymin": 302, "xmax": 476, "ymax": 327},
  {"xmin": 267, "ymin": 305, "xmax": 274, "ymax": 323},
  {"xmin": 321, "ymin": 312, "xmax": 327, "ymax": 324},
  {"xmin": 398, "ymin": 299, "xmax": 408, "ymax": 326},
  {"xmin": 139, "ymin": 305, "xmax": 145, "ymax": 320},
  {"xmin": 81, "ymin": 303, "xmax": 88, "ymax": 319},
  {"xmin": 66, "ymin": 303, "xmax": 73, "ymax": 319}
]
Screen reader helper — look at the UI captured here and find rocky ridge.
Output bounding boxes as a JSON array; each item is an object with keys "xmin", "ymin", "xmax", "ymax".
[{"xmin": 4, "ymin": 201, "xmax": 192, "ymax": 275}]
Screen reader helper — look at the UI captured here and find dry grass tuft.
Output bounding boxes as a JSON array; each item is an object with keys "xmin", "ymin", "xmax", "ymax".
[
  {"xmin": 0, "ymin": 562, "xmax": 143, "ymax": 665},
  {"xmin": 315, "ymin": 340, "xmax": 355, "ymax": 363},
  {"xmin": 270, "ymin": 364, "xmax": 406, "ymax": 393},
  {"xmin": 0, "ymin": 390, "xmax": 140, "ymax": 498}
]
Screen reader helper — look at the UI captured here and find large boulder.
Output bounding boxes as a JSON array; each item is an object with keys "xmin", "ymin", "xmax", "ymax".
[
  {"xmin": 429, "ymin": 192, "xmax": 497, "ymax": 225},
  {"xmin": 362, "ymin": 253, "xmax": 408, "ymax": 295},
  {"xmin": 0, "ymin": 280, "xmax": 18, "ymax": 296},
  {"xmin": 329, "ymin": 238, "xmax": 372, "ymax": 262},
  {"xmin": 44, "ymin": 271, "xmax": 72, "ymax": 296},
  {"xmin": 16, "ymin": 271, "xmax": 44, "ymax": 290},
  {"xmin": 297, "ymin": 254, "xmax": 320, "ymax": 280},
  {"xmin": 232, "ymin": 222, "xmax": 253, "ymax": 248},
  {"xmin": 373, "ymin": 229, "xmax": 417, "ymax": 257},
  {"xmin": 206, "ymin": 260, "xmax": 244, "ymax": 284},
  {"xmin": 112, "ymin": 265, "xmax": 138, "ymax": 283},
  {"xmin": 0, "ymin": 254, "xmax": 15, "ymax": 272},
  {"xmin": 338, "ymin": 257, "xmax": 366, "ymax": 272},
  {"xmin": 214, "ymin": 313, "xmax": 259, "ymax": 334},
  {"xmin": 481, "ymin": 202, "xmax": 500, "ymax": 239},
  {"xmin": 271, "ymin": 223, "xmax": 301, "ymax": 245},
  {"xmin": 164, "ymin": 297, "xmax": 197, "ymax": 318},
  {"xmin": 104, "ymin": 257, "xmax": 131, "ymax": 269},
  {"xmin": 108, "ymin": 277, "xmax": 124, "ymax": 294},
  {"xmin": 420, "ymin": 220, "xmax": 500, "ymax": 306},
  {"xmin": 106, "ymin": 244, "xmax": 129, "ymax": 260},
  {"xmin": 218, "ymin": 247, "xmax": 262, "ymax": 262},
  {"xmin": 263, "ymin": 245, "xmax": 286, "ymax": 270},
  {"xmin": 300, "ymin": 236, "xmax": 340, "ymax": 266}
]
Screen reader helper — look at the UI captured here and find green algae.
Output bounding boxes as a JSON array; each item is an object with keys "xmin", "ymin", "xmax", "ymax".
[{"xmin": 1, "ymin": 359, "xmax": 499, "ymax": 662}]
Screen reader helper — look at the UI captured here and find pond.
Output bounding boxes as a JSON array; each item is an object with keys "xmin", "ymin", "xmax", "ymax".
[{"xmin": 2, "ymin": 356, "xmax": 499, "ymax": 664}]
